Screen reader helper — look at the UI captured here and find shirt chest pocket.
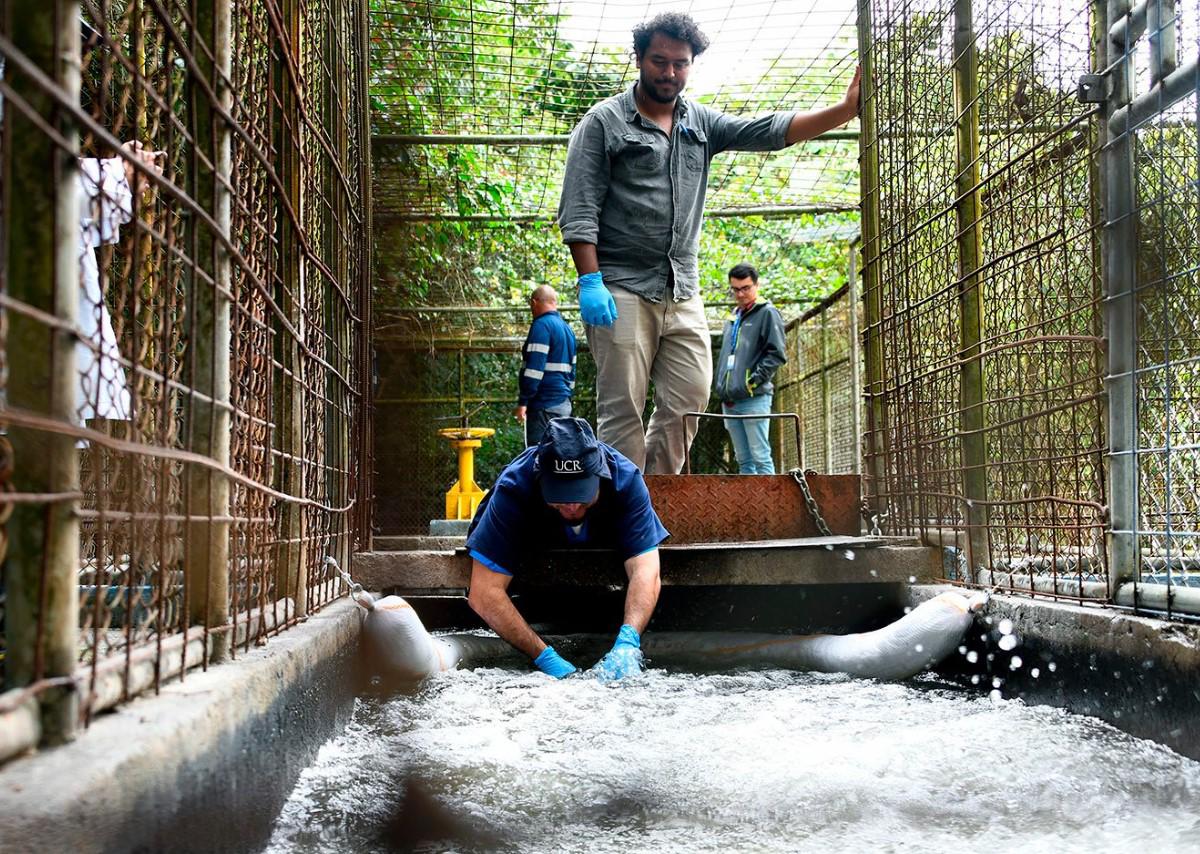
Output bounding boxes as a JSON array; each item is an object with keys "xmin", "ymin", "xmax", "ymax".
[
  {"xmin": 616, "ymin": 133, "xmax": 665, "ymax": 172},
  {"xmin": 681, "ymin": 127, "xmax": 708, "ymax": 168}
]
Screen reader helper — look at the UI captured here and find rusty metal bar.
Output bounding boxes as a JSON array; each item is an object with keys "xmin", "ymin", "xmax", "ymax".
[
  {"xmin": 856, "ymin": 0, "xmax": 888, "ymax": 517},
  {"xmin": 848, "ymin": 240, "xmax": 863, "ymax": 475},
  {"xmin": 953, "ymin": 0, "xmax": 991, "ymax": 574},
  {"xmin": 184, "ymin": 0, "xmax": 234, "ymax": 663},
  {"xmin": 373, "ymin": 130, "xmax": 861, "ymax": 146},
  {"xmin": 273, "ymin": 0, "xmax": 308, "ymax": 619},
  {"xmin": 3, "ymin": 0, "xmax": 82, "ymax": 745}
]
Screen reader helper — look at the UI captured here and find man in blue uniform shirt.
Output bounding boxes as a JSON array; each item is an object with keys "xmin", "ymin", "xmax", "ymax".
[
  {"xmin": 514, "ymin": 285, "xmax": 577, "ymax": 447},
  {"xmin": 466, "ymin": 417, "xmax": 668, "ymax": 679}
]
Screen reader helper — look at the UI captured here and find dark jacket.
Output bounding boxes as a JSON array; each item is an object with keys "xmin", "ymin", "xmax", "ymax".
[
  {"xmin": 714, "ymin": 300, "xmax": 787, "ymax": 403},
  {"xmin": 518, "ymin": 310, "xmax": 577, "ymax": 409}
]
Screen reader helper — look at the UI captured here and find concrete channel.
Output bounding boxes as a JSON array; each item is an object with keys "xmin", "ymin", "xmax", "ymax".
[{"xmin": 2, "ymin": 541, "xmax": 1199, "ymax": 852}]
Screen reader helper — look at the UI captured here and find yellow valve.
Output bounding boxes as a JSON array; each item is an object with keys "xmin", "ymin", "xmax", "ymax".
[{"xmin": 437, "ymin": 427, "xmax": 496, "ymax": 520}]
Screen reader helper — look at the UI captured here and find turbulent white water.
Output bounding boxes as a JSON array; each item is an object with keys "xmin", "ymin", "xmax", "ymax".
[{"xmin": 265, "ymin": 668, "xmax": 1200, "ymax": 853}]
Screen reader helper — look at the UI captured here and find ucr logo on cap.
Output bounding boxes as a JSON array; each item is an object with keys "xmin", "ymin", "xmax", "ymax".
[{"xmin": 554, "ymin": 458, "xmax": 583, "ymax": 474}]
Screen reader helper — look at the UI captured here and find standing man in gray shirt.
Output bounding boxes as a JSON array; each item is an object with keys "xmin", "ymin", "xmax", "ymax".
[{"xmin": 557, "ymin": 12, "xmax": 860, "ymax": 474}]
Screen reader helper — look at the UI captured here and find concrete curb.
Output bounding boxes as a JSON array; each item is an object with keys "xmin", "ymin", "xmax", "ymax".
[{"xmin": 0, "ymin": 597, "xmax": 363, "ymax": 854}]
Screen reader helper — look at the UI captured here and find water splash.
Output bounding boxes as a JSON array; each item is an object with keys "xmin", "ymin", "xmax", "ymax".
[{"xmin": 266, "ymin": 669, "xmax": 1200, "ymax": 854}]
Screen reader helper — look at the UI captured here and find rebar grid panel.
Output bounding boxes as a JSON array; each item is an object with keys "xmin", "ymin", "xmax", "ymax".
[
  {"xmin": 860, "ymin": 1, "xmax": 965, "ymax": 555},
  {"xmin": 971, "ymin": 0, "xmax": 1108, "ymax": 592},
  {"xmin": 1124, "ymin": 5, "xmax": 1200, "ymax": 603},
  {"xmin": 0, "ymin": 0, "xmax": 370, "ymax": 744}
]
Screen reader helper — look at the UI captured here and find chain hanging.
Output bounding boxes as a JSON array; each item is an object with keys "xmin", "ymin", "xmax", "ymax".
[{"xmin": 790, "ymin": 468, "xmax": 833, "ymax": 537}]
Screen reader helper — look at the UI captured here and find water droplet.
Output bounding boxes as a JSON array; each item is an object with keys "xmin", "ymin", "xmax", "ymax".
[
  {"xmin": 908, "ymin": 576, "xmax": 917, "ymax": 583},
  {"xmin": 957, "ymin": 645, "xmax": 967, "ymax": 655},
  {"xmin": 903, "ymin": 606, "xmax": 913, "ymax": 614},
  {"xmin": 971, "ymin": 674, "xmax": 981, "ymax": 685},
  {"xmin": 998, "ymin": 635, "xmax": 1018, "ymax": 652},
  {"xmin": 992, "ymin": 677, "xmax": 1003, "ymax": 689},
  {"xmin": 843, "ymin": 550, "xmax": 856, "ymax": 561},
  {"xmin": 824, "ymin": 544, "xmax": 834, "ymax": 550},
  {"xmin": 966, "ymin": 650, "xmax": 979, "ymax": 664},
  {"xmin": 998, "ymin": 618, "xmax": 1014, "ymax": 635},
  {"xmin": 984, "ymin": 616, "xmax": 994, "ymax": 625},
  {"xmin": 1009, "ymin": 656, "xmax": 1023, "ymax": 670},
  {"xmin": 989, "ymin": 689, "xmax": 1002, "ymax": 703},
  {"xmin": 914, "ymin": 644, "xmax": 924, "ymax": 653},
  {"xmin": 1030, "ymin": 667, "xmax": 1040, "ymax": 678},
  {"xmin": 1048, "ymin": 662, "xmax": 1058, "ymax": 672},
  {"xmin": 869, "ymin": 569, "xmax": 878, "ymax": 577}
]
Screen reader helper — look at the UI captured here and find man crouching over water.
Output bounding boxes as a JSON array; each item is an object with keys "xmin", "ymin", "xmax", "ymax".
[{"xmin": 465, "ymin": 417, "xmax": 667, "ymax": 679}]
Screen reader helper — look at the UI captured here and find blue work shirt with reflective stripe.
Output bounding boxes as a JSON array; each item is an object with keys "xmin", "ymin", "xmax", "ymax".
[
  {"xmin": 466, "ymin": 443, "xmax": 669, "ymax": 576},
  {"xmin": 518, "ymin": 310, "xmax": 577, "ymax": 409}
]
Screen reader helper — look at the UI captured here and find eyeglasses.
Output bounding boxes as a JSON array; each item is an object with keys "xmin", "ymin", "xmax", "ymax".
[{"xmin": 729, "ymin": 284, "xmax": 754, "ymax": 294}]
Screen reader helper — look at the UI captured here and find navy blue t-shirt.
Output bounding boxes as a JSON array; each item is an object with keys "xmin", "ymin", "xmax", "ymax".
[{"xmin": 465, "ymin": 444, "xmax": 669, "ymax": 575}]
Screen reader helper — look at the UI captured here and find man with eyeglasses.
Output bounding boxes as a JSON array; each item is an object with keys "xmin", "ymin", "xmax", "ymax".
[
  {"xmin": 715, "ymin": 264, "xmax": 786, "ymax": 474},
  {"xmin": 558, "ymin": 11, "xmax": 859, "ymax": 474}
]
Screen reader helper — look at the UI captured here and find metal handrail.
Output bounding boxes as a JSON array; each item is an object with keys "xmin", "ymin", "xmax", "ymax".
[{"xmin": 680, "ymin": 410, "xmax": 804, "ymax": 475}]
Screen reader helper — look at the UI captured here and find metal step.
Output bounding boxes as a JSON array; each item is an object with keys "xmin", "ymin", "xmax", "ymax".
[{"xmin": 350, "ymin": 536, "xmax": 938, "ymax": 593}]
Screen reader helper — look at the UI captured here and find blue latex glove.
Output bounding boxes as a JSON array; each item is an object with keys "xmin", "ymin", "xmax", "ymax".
[
  {"xmin": 578, "ymin": 271, "xmax": 618, "ymax": 327},
  {"xmin": 533, "ymin": 645, "xmax": 577, "ymax": 679},
  {"xmin": 593, "ymin": 624, "xmax": 643, "ymax": 682}
]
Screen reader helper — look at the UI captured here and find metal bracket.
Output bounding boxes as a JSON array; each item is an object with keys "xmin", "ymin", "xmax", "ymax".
[{"xmin": 1077, "ymin": 73, "xmax": 1110, "ymax": 104}]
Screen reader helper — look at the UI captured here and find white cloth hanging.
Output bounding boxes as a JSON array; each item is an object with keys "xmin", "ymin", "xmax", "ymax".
[{"xmin": 76, "ymin": 157, "xmax": 133, "ymax": 422}]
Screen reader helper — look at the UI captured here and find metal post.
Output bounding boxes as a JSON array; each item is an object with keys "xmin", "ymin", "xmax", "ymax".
[
  {"xmin": 356, "ymin": 0, "xmax": 375, "ymax": 550},
  {"xmin": 4, "ymin": 0, "xmax": 82, "ymax": 744},
  {"xmin": 953, "ymin": 0, "xmax": 991, "ymax": 572},
  {"xmin": 184, "ymin": 0, "xmax": 233, "ymax": 662},
  {"xmin": 855, "ymin": 0, "xmax": 889, "ymax": 514},
  {"xmin": 1103, "ymin": 0, "xmax": 1139, "ymax": 592},
  {"xmin": 274, "ymin": 0, "xmax": 307, "ymax": 617},
  {"xmin": 848, "ymin": 240, "xmax": 863, "ymax": 475},
  {"xmin": 820, "ymin": 308, "xmax": 833, "ymax": 471}
]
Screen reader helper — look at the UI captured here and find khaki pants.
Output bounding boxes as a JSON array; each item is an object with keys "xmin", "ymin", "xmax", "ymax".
[{"xmin": 586, "ymin": 287, "xmax": 712, "ymax": 473}]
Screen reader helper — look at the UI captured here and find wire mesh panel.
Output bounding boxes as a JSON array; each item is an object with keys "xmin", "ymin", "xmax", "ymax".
[
  {"xmin": 775, "ymin": 283, "xmax": 862, "ymax": 474},
  {"xmin": 860, "ymin": 0, "xmax": 1200, "ymax": 613},
  {"xmin": 860, "ymin": 0, "xmax": 1110, "ymax": 599},
  {"xmin": 860, "ymin": 2, "xmax": 964, "ymax": 550},
  {"xmin": 0, "ymin": 0, "xmax": 370, "ymax": 749},
  {"xmin": 971, "ymin": 0, "xmax": 1108, "ymax": 594}
]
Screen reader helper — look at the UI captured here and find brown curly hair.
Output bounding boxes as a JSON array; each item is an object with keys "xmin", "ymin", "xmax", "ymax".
[{"xmin": 632, "ymin": 12, "xmax": 711, "ymax": 59}]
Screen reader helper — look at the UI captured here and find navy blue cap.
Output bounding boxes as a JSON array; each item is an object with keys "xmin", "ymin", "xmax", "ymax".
[{"xmin": 536, "ymin": 417, "xmax": 612, "ymax": 504}]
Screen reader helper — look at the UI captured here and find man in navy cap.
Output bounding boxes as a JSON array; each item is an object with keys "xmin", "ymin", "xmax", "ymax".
[{"xmin": 465, "ymin": 417, "xmax": 668, "ymax": 679}]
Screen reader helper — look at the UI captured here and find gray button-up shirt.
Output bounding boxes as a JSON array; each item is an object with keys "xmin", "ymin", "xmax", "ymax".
[{"xmin": 558, "ymin": 84, "xmax": 793, "ymax": 303}]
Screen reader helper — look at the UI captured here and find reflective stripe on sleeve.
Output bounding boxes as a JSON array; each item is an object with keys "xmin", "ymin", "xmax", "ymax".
[
  {"xmin": 526, "ymin": 342, "xmax": 550, "ymax": 354},
  {"xmin": 544, "ymin": 362, "xmax": 572, "ymax": 372},
  {"xmin": 523, "ymin": 368, "xmax": 544, "ymax": 379}
]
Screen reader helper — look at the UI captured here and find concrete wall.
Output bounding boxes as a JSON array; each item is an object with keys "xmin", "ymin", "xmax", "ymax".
[
  {"xmin": 912, "ymin": 585, "xmax": 1200, "ymax": 761},
  {"xmin": 0, "ymin": 599, "xmax": 363, "ymax": 854}
]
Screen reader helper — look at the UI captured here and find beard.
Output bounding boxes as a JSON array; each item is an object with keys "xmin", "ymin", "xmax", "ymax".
[{"xmin": 639, "ymin": 74, "xmax": 681, "ymax": 104}]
